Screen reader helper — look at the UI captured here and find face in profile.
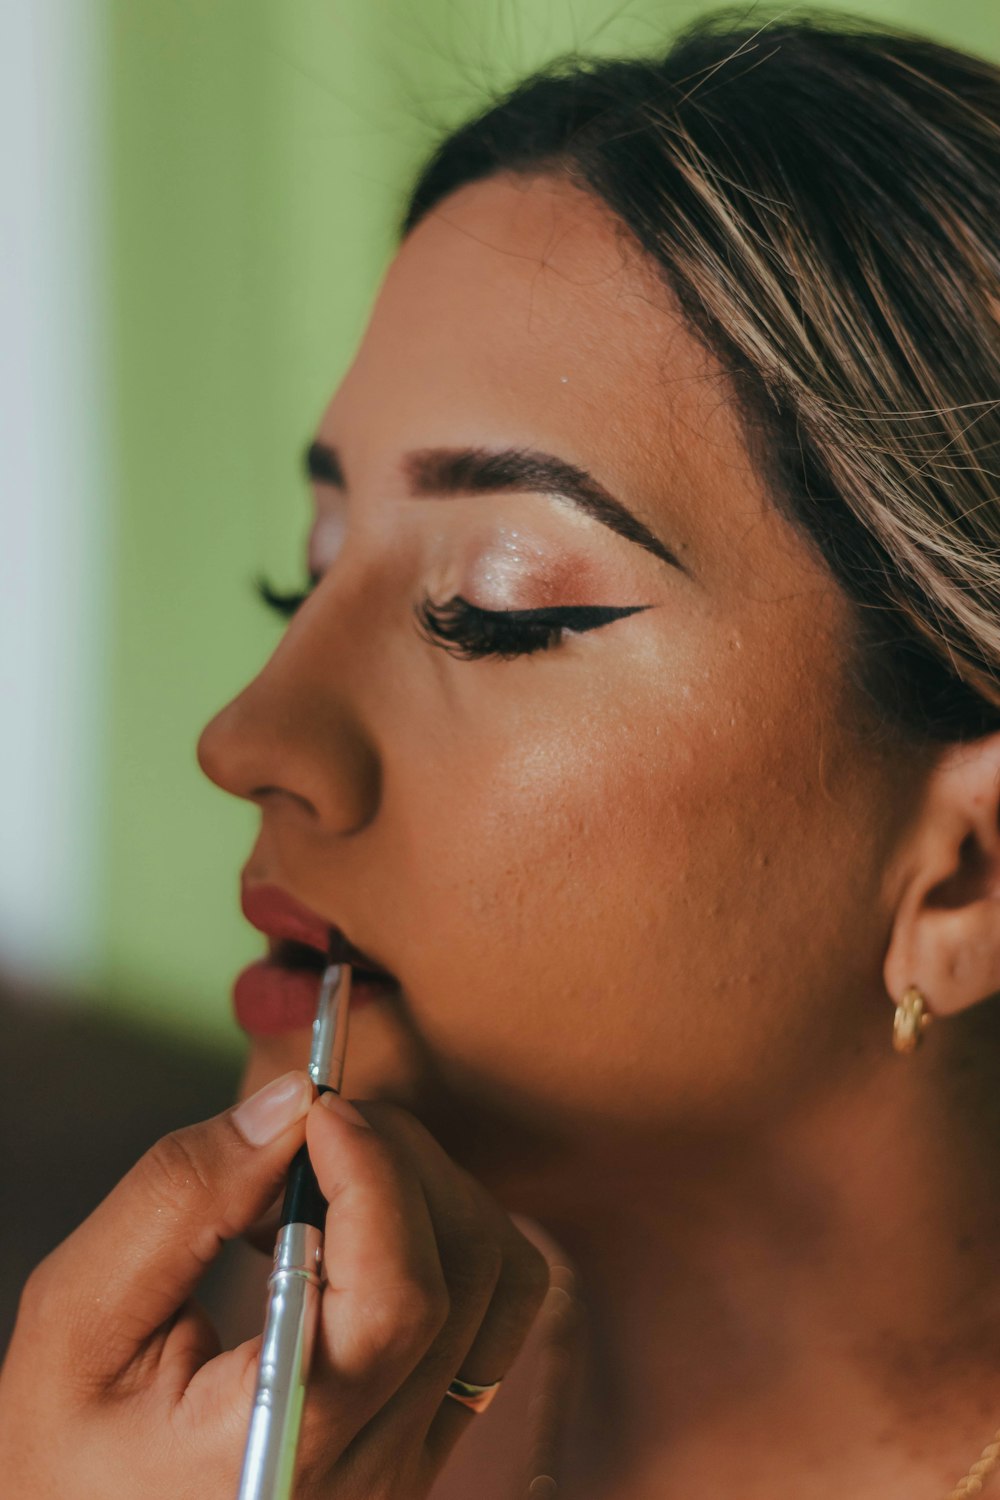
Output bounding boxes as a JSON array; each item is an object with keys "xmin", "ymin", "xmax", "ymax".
[{"xmin": 197, "ymin": 172, "xmax": 928, "ymax": 1217}]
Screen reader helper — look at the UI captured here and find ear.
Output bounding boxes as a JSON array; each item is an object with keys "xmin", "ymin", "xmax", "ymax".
[{"xmin": 884, "ymin": 730, "xmax": 1000, "ymax": 1019}]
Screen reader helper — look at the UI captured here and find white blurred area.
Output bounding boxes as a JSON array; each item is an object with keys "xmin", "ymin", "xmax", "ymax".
[{"xmin": 0, "ymin": 1, "xmax": 109, "ymax": 994}]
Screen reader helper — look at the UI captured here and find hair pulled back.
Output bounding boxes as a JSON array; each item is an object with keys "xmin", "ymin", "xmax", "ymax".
[{"xmin": 402, "ymin": 7, "xmax": 1000, "ymax": 743}]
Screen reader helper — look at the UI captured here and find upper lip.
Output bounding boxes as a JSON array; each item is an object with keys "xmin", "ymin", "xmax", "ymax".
[{"xmin": 240, "ymin": 882, "xmax": 395, "ymax": 978}]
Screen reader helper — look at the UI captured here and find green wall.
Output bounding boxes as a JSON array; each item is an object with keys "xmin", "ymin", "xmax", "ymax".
[{"xmin": 101, "ymin": 0, "xmax": 999, "ymax": 1049}]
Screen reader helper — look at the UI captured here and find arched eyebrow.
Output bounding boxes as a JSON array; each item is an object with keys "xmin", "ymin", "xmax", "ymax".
[{"xmin": 303, "ymin": 439, "xmax": 687, "ymax": 574}]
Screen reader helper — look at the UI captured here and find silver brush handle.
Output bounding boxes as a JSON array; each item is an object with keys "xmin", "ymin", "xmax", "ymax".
[
  {"xmin": 236, "ymin": 1222, "xmax": 324, "ymax": 1500},
  {"xmin": 236, "ymin": 958, "xmax": 351, "ymax": 1500}
]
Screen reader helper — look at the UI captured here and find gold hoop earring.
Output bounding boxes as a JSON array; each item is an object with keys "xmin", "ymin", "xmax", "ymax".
[{"xmin": 893, "ymin": 985, "xmax": 934, "ymax": 1054}]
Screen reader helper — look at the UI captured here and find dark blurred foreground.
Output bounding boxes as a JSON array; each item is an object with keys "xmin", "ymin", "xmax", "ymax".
[
  {"xmin": 0, "ymin": 976, "xmax": 259, "ymax": 1357},
  {"xmin": 0, "ymin": 980, "xmax": 553, "ymax": 1499}
]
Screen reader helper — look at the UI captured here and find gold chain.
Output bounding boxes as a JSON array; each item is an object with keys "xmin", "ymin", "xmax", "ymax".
[{"xmin": 520, "ymin": 1265, "xmax": 1000, "ymax": 1500}]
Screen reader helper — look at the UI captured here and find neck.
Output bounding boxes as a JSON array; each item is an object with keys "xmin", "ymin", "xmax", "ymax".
[{"xmin": 530, "ymin": 1025, "xmax": 1000, "ymax": 1498}]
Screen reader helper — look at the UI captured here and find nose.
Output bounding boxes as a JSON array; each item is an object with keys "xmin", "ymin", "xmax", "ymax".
[{"xmin": 196, "ymin": 610, "xmax": 381, "ymax": 835}]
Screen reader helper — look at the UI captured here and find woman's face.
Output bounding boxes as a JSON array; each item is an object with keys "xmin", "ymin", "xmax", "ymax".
[{"xmin": 198, "ymin": 173, "xmax": 928, "ymax": 1212}]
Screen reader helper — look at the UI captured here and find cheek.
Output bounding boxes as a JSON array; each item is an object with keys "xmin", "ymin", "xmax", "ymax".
[{"xmin": 393, "ymin": 634, "xmax": 892, "ymax": 1131}]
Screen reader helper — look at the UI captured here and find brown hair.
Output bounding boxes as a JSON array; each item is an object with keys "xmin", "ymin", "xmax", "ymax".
[{"xmin": 402, "ymin": 6, "xmax": 1000, "ymax": 743}]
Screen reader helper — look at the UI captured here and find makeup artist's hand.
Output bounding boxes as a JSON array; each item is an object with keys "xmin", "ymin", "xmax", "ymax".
[{"xmin": 0, "ymin": 1072, "xmax": 550, "ymax": 1499}]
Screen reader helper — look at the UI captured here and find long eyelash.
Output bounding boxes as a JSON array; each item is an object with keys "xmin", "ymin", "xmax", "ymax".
[
  {"xmin": 253, "ymin": 574, "xmax": 649, "ymax": 657},
  {"xmin": 414, "ymin": 594, "xmax": 649, "ymax": 661},
  {"xmin": 254, "ymin": 571, "xmax": 320, "ymax": 619}
]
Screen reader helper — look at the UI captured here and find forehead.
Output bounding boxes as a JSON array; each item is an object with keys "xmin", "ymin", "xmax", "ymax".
[
  {"xmin": 327, "ymin": 171, "xmax": 849, "ymax": 632},
  {"xmin": 342, "ymin": 171, "xmax": 707, "ymax": 430},
  {"xmin": 379, "ymin": 172, "xmax": 684, "ymax": 404},
  {"xmin": 332, "ymin": 174, "xmax": 769, "ymax": 546},
  {"xmin": 325, "ymin": 171, "xmax": 861, "ymax": 728}
]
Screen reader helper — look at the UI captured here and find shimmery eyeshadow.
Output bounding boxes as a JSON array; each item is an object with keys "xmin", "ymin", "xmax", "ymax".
[{"xmin": 467, "ymin": 526, "xmax": 597, "ymax": 609}]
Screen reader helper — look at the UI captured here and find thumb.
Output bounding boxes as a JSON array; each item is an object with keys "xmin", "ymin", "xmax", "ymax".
[{"xmin": 37, "ymin": 1070, "xmax": 312, "ymax": 1384}]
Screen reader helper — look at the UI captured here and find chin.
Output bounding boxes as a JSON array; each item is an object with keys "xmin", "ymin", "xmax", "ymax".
[
  {"xmin": 239, "ymin": 1033, "xmax": 312, "ymax": 1099},
  {"xmin": 238, "ymin": 1019, "xmax": 574, "ymax": 1217}
]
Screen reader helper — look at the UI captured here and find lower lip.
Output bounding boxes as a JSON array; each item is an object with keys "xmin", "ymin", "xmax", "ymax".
[{"xmin": 233, "ymin": 958, "xmax": 396, "ymax": 1037}]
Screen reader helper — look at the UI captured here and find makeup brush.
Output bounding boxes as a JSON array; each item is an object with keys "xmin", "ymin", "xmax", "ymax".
[{"xmin": 237, "ymin": 936, "xmax": 353, "ymax": 1500}]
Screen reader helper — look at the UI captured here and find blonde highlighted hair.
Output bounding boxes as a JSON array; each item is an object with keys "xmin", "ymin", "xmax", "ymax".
[{"xmin": 404, "ymin": 6, "xmax": 1000, "ymax": 741}]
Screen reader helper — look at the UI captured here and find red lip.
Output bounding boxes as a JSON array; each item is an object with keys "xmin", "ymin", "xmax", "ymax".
[
  {"xmin": 240, "ymin": 882, "xmax": 391, "ymax": 973},
  {"xmin": 241, "ymin": 882, "xmax": 334, "ymax": 957},
  {"xmin": 234, "ymin": 882, "xmax": 398, "ymax": 1037}
]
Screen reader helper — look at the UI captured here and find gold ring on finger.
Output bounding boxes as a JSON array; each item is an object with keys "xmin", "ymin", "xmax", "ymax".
[{"xmin": 443, "ymin": 1375, "xmax": 503, "ymax": 1414}]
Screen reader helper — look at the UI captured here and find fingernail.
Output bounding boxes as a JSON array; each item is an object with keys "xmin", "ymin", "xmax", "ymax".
[
  {"xmin": 233, "ymin": 1071, "xmax": 313, "ymax": 1146},
  {"xmin": 318, "ymin": 1091, "xmax": 371, "ymax": 1128}
]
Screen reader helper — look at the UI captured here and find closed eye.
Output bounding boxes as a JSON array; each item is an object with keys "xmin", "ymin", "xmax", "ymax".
[
  {"xmin": 254, "ymin": 575, "xmax": 652, "ymax": 661},
  {"xmin": 414, "ymin": 594, "xmax": 651, "ymax": 661}
]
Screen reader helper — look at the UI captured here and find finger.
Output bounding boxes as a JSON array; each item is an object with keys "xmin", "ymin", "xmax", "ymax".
[
  {"xmin": 298, "ymin": 1093, "xmax": 451, "ymax": 1449},
  {"xmin": 325, "ymin": 1103, "xmax": 550, "ymax": 1462},
  {"xmin": 25, "ymin": 1071, "xmax": 313, "ymax": 1387},
  {"xmin": 242, "ymin": 1188, "xmax": 285, "ymax": 1254},
  {"xmin": 424, "ymin": 1226, "xmax": 574, "ymax": 1472}
]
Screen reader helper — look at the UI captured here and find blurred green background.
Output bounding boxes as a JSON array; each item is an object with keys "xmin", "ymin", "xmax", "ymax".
[{"xmin": 4, "ymin": 0, "xmax": 997, "ymax": 1056}]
